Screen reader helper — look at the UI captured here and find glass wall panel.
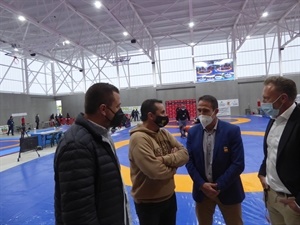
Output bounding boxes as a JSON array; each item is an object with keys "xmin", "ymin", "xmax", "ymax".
[
  {"xmin": 0, "ymin": 53, "xmax": 22, "ymax": 67},
  {"xmin": 130, "ymin": 74, "xmax": 153, "ymax": 87},
  {"xmin": 237, "ymin": 64, "xmax": 265, "ymax": 78},
  {"xmin": 237, "ymin": 50, "xmax": 265, "ymax": 65},
  {"xmin": 130, "ymin": 62, "xmax": 152, "ymax": 76},
  {"xmin": 160, "ymin": 46, "xmax": 191, "ymax": 60},
  {"xmin": 0, "ymin": 78, "xmax": 23, "ymax": 93},
  {"xmin": 161, "ymin": 58, "xmax": 192, "ymax": 73},
  {"xmin": 239, "ymin": 38, "xmax": 264, "ymax": 51},
  {"xmin": 102, "ymin": 66, "xmax": 117, "ymax": 79},
  {"xmin": 268, "ymin": 62, "xmax": 280, "ymax": 75},
  {"xmin": 195, "ymin": 42, "xmax": 227, "ymax": 56},
  {"xmin": 283, "ymin": 61, "xmax": 300, "ymax": 74},
  {"xmin": 0, "ymin": 66, "xmax": 23, "ymax": 80},
  {"xmin": 161, "ymin": 70, "xmax": 194, "ymax": 84},
  {"xmin": 194, "ymin": 54, "xmax": 229, "ymax": 62}
]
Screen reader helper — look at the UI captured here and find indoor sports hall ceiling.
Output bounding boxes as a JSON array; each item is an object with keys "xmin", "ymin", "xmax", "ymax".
[{"xmin": 0, "ymin": 0, "xmax": 299, "ymax": 64}]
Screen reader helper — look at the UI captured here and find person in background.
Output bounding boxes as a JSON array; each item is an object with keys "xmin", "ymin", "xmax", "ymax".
[
  {"xmin": 50, "ymin": 113, "xmax": 55, "ymax": 126},
  {"xmin": 129, "ymin": 99, "xmax": 189, "ymax": 225},
  {"xmin": 21, "ymin": 116, "xmax": 26, "ymax": 138},
  {"xmin": 176, "ymin": 104, "xmax": 190, "ymax": 138},
  {"xmin": 134, "ymin": 109, "xmax": 140, "ymax": 121},
  {"xmin": 258, "ymin": 76, "xmax": 300, "ymax": 225},
  {"xmin": 21, "ymin": 116, "xmax": 25, "ymax": 126},
  {"xmin": 131, "ymin": 109, "xmax": 135, "ymax": 121},
  {"xmin": 54, "ymin": 82, "xmax": 130, "ymax": 225},
  {"xmin": 7, "ymin": 116, "xmax": 14, "ymax": 136},
  {"xmin": 66, "ymin": 113, "xmax": 70, "ymax": 125},
  {"xmin": 186, "ymin": 95, "xmax": 245, "ymax": 225},
  {"xmin": 55, "ymin": 114, "xmax": 60, "ymax": 126},
  {"xmin": 35, "ymin": 114, "xmax": 40, "ymax": 129}
]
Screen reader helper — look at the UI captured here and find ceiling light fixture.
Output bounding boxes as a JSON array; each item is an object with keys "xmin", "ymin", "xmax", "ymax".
[
  {"xmin": 94, "ymin": 1, "xmax": 102, "ymax": 9},
  {"xmin": 262, "ymin": 12, "xmax": 268, "ymax": 17},
  {"xmin": 18, "ymin": 15, "xmax": 26, "ymax": 21},
  {"xmin": 14, "ymin": 48, "xmax": 19, "ymax": 51},
  {"xmin": 189, "ymin": 22, "xmax": 194, "ymax": 28},
  {"xmin": 63, "ymin": 40, "xmax": 70, "ymax": 45},
  {"xmin": 246, "ymin": 35, "xmax": 251, "ymax": 39},
  {"xmin": 123, "ymin": 32, "xmax": 128, "ymax": 36},
  {"xmin": 190, "ymin": 42, "xmax": 195, "ymax": 46}
]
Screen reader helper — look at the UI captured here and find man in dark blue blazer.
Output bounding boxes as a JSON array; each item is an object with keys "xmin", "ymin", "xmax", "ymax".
[
  {"xmin": 186, "ymin": 95, "xmax": 245, "ymax": 225},
  {"xmin": 258, "ymin": 76, "xmax": 300, "ymax": 225}
]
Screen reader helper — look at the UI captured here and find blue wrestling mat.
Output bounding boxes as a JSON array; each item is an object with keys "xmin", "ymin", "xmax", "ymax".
[{"xmin": 0, "ymin": 116, "xmax": 270, "ymax": 224}]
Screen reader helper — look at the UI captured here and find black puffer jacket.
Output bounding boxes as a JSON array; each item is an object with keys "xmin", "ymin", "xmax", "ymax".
[{"xmin": 54, "ymin": 113, "xmax": 128, "ymax": 225}]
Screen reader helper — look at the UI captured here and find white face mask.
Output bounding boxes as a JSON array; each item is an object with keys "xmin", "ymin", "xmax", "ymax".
[{"xmin": 198, "ymin": 114, "xmax": 213, "ymax": 128}]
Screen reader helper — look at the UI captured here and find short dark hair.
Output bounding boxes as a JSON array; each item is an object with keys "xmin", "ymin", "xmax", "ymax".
[
  {"xmin": 198, "ymin": 95, "xmax": 218, "ymax": 110},
  {"xmin": 140, "ymin": 99, "xmax": 163, "ymax": 121},
  {"xmin": 85, "ymin": 83, "xmax": 119, "ymax": 114},
  {"xmin": 264, "ymin": 76, "xmax": 297, "ymax": 101}
]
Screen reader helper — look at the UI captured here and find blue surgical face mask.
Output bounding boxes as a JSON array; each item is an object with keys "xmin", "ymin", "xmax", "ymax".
[{"xmin": 261, "ymin": 94, "xmax": 283, "ymax": 118}]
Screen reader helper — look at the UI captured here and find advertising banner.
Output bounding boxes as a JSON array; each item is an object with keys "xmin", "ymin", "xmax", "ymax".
[{"xmin": 196, "ymin": 59, "xmax": 234, "ymax": 82}]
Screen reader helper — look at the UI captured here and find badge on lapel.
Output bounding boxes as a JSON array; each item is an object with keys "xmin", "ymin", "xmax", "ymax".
[{"xmin": 223, "ymin": 146, "xmax": 229, "ymax": 153}]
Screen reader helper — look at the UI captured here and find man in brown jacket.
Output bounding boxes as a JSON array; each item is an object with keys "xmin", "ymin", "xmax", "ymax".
[{"xmin": 129, "ymin": 99, "xmax": 189, "ymax": 225}]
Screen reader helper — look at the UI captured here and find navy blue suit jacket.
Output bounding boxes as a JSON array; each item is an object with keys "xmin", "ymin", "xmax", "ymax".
[{"xmin": 186, "ymin": 120, "xmax": 245, "ymax": 205}]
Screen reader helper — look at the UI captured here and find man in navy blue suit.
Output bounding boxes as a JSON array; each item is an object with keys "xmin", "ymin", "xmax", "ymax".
[{"xmin": 186, "ymin": 95, "xmax": 245, "ymax": 225}]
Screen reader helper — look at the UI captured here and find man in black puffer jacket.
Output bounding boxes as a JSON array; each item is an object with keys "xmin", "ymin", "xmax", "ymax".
[{"xmin": 54, "ymin": 83, "xmax": 131, "ymax": 225}]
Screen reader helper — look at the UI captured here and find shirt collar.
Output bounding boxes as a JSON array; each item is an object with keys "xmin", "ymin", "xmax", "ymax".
[
  {"xmin": 276, "ymin": 103, "xmax": 296, "ymax": 121},
  {"xmin": 88, "ymin": 119, "xmax": 109, "ymax": 135}
]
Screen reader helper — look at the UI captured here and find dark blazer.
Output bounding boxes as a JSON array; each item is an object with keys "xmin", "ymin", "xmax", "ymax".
[
  {"xmin": 186, "ymin": 120, "xmax": 245, "ymax": 205},
  {"xmin": 259, "ymin": 104, "xmax": 300, "ymax": 205}
]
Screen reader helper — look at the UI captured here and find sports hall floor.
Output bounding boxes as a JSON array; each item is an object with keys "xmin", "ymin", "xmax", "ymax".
[{"xmin": 0, "ymin": 116, "xmax": 269, "ymax": 225}]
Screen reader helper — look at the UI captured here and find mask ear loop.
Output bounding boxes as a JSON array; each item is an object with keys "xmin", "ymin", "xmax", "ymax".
[
  {"xmin": 104, "ymin": 106, "xmax": 115, "ymax": 123},
  {"xmin": 272, "ymin": 94, "xmax": 284, "ymax": 104},
  {"xmin": 273, "ymin": 94, "xmax": 286, "ymax": 113}
]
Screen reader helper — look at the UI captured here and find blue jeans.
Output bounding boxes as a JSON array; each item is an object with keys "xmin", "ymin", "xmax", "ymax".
[
  {"xmin": 178, "ymin": 119, "xmax": 187, "ymax": 136},
  {"xmin": 134, "ymin": 193, "xmax": 177, "ymax": 225}
]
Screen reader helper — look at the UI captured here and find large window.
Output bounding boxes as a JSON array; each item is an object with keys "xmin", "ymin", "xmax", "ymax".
[{"xmin": 1, "ymin": 33, "xmax": 300, "ymax": 95}]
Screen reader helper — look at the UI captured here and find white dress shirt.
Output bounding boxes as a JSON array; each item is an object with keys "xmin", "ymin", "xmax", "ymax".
[
  {"xmin": 203, "ymin": 120, "xmax": 218, "ymax": 182},
  {"xmin": 266, "ymin": 103, "xmax": 296, "ymax": 193}
]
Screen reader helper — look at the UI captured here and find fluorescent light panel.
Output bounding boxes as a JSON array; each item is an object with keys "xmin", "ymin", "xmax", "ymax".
[{"xmin": 94, "ymin": 1, "xmax": 102, "ymax": 9}]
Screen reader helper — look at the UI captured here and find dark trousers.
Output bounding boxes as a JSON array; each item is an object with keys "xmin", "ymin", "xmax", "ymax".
[
  {"xmin": 7, "ymin": 126, "xmax": 14, "ymax": 135},
  {"xmin": 134, "ymin": 193, "xmax": 177, "ymax": 225}
]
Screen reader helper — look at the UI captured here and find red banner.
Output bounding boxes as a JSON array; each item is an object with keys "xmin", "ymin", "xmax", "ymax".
[{"xmin": 165, "ymin": 99, "xmax": 197, "ymax": 119}]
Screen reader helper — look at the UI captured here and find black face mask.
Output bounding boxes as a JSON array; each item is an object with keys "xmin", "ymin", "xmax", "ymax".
[
  {"xmin": 107, "ymin": 108, "xmax": 125, "ymax": 128},
  {"xmin": 154, "ymin": 115, "xmax": 169, "ymax": 127}
]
